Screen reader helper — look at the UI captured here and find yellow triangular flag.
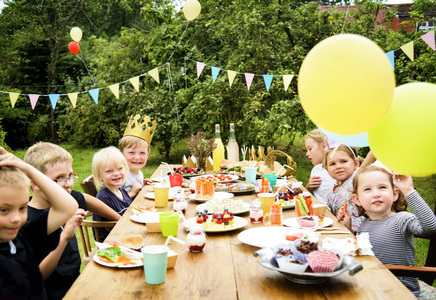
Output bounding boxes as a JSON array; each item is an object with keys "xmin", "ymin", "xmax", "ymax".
[
  {"xmin": 129, "ymin": 76, "xmax": 140, "ymax": 92},
  {"xmin": 9, "ymin": 92, "xmax": 20, "ymax": 108},
  {"xmin": 400, "ymin": 41, "xmax": 414, "ymax": 61},
  {"xmin": 67, "ymin": 93, "xmax": 78, "ymax": 108},
  {"xmin": 148, "ymin": 68, "xmax": 160, "ymax": 84},
  {"xmin": 283, "ymin": 75, "xmax": 294, "ymax": 91},
  {"xmin": 109, "ymin": 84, "xmax": 120, "ymax": 99},
  {"xmin": 228, "ymin": 70, "xmax": 237, "ymax": 87}
]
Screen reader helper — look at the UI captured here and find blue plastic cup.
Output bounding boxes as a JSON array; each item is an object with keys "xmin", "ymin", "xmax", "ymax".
[
  {"xmin": 142, "ymin": 245, "xmax": 169, "ymax": 284},
  {"xmin": 245, "ymin": 167, "xmax": 257, "ymax": 184},
  {"xmin": 262, "ymin": 174, "xmax": 277, "ymax": 190}
]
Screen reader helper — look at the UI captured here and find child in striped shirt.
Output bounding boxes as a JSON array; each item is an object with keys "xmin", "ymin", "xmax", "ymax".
[{"xmin": 338, "ymin": 165, "xmax": 436, "ymax": 297}]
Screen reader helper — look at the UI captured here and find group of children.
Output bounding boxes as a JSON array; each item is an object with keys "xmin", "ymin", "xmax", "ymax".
[
  {"xmin": 305, "ymin": 129, "xmax": 436, "ymax": 297},
  {"xmin": 0, "ymin": 115, "xmax": 153, "ymax": 299}
]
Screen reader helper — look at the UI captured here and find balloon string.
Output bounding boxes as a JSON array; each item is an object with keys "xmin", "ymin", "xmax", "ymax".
[
  {"xmin": 341, "ymin": 6, "xmax": 350, "ymax": 34},
  {"xmin": 329, "ymin": 136, "xmax": 345, "ymax": 159},
  {"xmin": 76, "ymin": 53, "xmax": 96, "ymax": 86},
  {"xmin": 166, "ymin": 21, "xmax": 190, "ymax": 64}
]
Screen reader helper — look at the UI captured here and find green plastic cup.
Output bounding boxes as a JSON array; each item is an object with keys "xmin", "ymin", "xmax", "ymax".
[
  {"xmin": 159, "ymin": 212, "xmax": 179, "ymax": 237},
  {"xmin": 142, "ymin": 245, "xmax": 169, "ymax": 284},
  {"xmin": 245, "ymin": 167, "xmax": 257, "ymax": 184},
  {"xmin": 263, "ymin": 174, "xmax": 277, "ymax": 190}
]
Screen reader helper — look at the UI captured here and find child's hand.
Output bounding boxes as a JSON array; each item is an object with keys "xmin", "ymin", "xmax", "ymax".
[
  {"xmin": 337, "ymin": 205, "xmax": 352, "ymax": 231},
  {"xmin": 61, "ymin": 209, "xmax": 86, "ymax": 241},
  {"xmin": 0, "ymin": 147, "xmax": 31, "ymax": 174},
  {"xmin": 306, "ymin": 176, "xmax": 322, "ymax": 191},
  {"xmin": 393, "ymin": 173, "xmax": 414, "ymax": 197},
  {"xmin": 144, "ymin": 178, "xmax": 153, "ymax": 185},
  {"xmin": 131, "ymin": 182, "xmax": 142, "ymax": 195}
]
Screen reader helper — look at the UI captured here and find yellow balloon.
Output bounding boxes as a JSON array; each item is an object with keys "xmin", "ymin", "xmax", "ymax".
[
  {"xmin": 70, "ymin": 27, "xmax": 82, "ymax": 42},
  {"xmin": 368, "ymin": 83, "xmax": 436, "ymax": 176},
  {"xmin": 183, "ymin": 0, "xmax": 201, "ymax": 21},
  {"xmin": 298, "ymin": 34, "xmax": 395, "ymax": 136}
]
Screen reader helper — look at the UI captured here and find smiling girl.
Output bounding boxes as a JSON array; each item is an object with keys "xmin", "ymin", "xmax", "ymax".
[
  {"xmin": 338, "ymin": 165, "xmax": 436, "ymax": 296},
  {"xmin": 92, "ymin": 147, "xmax": 132, "ymax": 241},
  {"xmin": 323, "ymin": 145, "xmax": 362, "ymax": 229}
]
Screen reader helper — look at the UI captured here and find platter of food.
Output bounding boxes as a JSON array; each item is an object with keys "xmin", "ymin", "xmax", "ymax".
[
  {"xmin": 93, "ymin": 236, "xmax": 145, "ymax": 268},
  {"xmin": 183, "ymin": 216, "xmax": 248, "ymax": 233},
  {"xmin": 196, "ymin": 174, "xmax": 239, "ymax": 183},
  {"xmin": 187, "ymin": 191, "xmax": 234, "ymax": 202},
  {"xmin": 195, "ymin": 202, "xmax": 251, "ymax": 215},
  {"xmin": 214, "ymin": 183, "xmax": 254, "ymax": 195},
  {"xmin": 237, "ymin": 227, "xmax": 319, "ymax": 248},
  {"xmin": 172, "ymin": 166, "xmax": 206, "ymax": 178},
  {"xmin": 283, "ymin": 216, "xmax": 334, "ymax": 229}
]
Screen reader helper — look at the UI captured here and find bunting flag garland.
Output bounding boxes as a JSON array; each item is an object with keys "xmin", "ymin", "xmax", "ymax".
[
  {"xmin": 245, "ymin": 73, "xmax": 254, "ymax": 90},
  {"xmin": 148, "ymin": 68, "xmax": 160, "ymax": 83},
  {"xmin": 9, "ymin": 92, "xmax": 19, "ymax": 108},
  {"xmin": 68, "ymin": 93, "xmax": 78, "ymax": 108},
  {"xmin": 283, "ymin": 75, "xmax": 294, "ymax": 91},
  {"xmin": 386, "ymin": 51, "xmax": 395, "ymax": 71},
  {"xmin": 29, "ymin": 94, "xmax": 39, "ymax": 110},
  {"xmin": 129, "ymin": 76, "xmax": 140, "ymax": 92},
  {"xmin": 421, "ymin": 30, "xmax": 435, "ymax": 50},
  {"xmin": 88, "ymin": 88, "xmax": 99, "ymax": 104},
  {"xmin": 211, "ymin": 66, "xmax": 221, "ymax": 82},
  {"xmin": 400, "ymin": 41, "xmax": 414, "ymax": 61},
  {"xmin": 109, "ymin": 84, "xmax": 120, "ymax": 99},
  {"xmin": 228, "ymin": 70, "xmax": 237, "ymax": 87},
  {"xmin": 197, "ymin": 62, "xmax": 205, "ymax": 78},
  {"xmin": 48, "ymin": 94, "xmax": 59, "ymax": 110},
  {"xmin": 263, "ymin": 75, "xmax": 273, "ymax": 92}
]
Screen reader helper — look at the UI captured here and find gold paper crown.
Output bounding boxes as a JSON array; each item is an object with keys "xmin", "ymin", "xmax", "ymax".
[{"xmin": 123, "ymin": 114, "xmax": 157, "ymax": 144}]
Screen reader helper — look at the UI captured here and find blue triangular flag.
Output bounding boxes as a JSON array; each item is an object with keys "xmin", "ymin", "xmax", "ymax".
[
  {"xmin": 48, "ymin": 94, "xmax": 59, "ymax": 110},
  {"xmin": 88, "ymin": 88, "xmax": 99, "ymax": 104},
  {"xmin": 211, "ymin": 67, "xmax": 221, "ymax": 83},
  {"xmin": 386, "ymin": 51, "xmax": 395, "ymax": 71},
  {"xmin": 263, "ymin": 75, "xmax": 273, "ymax": 92}
]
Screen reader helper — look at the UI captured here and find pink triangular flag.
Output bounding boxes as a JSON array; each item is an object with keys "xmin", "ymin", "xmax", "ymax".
[
  {"xmin": 421, "ymin": 31, "xmax": 435, "ymax": 50},
  {"xmin": 244, "ymin": 73, "xmax": 254, "ymax": 90},
  {"xmin": 29, "ymin": 94, "xmax": 39, "ymax": 110},
  {"xmin": 197, "ymin": 62, "xmax": 205, "ymax": 78}
]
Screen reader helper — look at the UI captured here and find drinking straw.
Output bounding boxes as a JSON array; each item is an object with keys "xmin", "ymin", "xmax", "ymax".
[
  {"xmin": 164, "ymin": 235, "xmax": 186, "ymax": 248},
  {"xmin": 160, "ymin": 170, "xmax": 163, "ymax": 184},
  {"xmin": 161, "ymin": 162, "xmax": 174, "ymax": 174},
  {"xmin": 275, "ymin": 164, "xmax": 294, "ymax": 176},
  {"xmin": 177, "ymin": 211, "xmax": 186, "ymax": 222},
  {"xmin": 329, "ymin": 136, "xmax": 344, "ymax": 159}
]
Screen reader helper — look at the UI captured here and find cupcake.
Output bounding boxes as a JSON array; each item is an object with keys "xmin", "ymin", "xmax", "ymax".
[
  {"xmin": 307, "ymin": 250, "xmax": 341, "ymax": 273},
  {"xmin": 297, "ymin": 216, "xmax": 317, "ymax": 228},
  {"xmin": 292, "ymin": 239, "xmax": 319, "ymax": 263}
]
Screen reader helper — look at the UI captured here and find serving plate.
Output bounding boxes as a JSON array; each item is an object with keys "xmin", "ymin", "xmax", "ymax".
[
  {"xmin": 254, "ymin": 247, "xmax": 362, "ymax": 284},
  {"xmin": 183, "ymin": 216, "xmax": 248, "ymax": 233},
  {"xmin": 144, "ymin": 192, "xmax": 174, "ymax": 200},
  {"xmin": 283, "ymin": 217, "xmax": 334, "ymax": 229},
  {"xmin": 187, "ymin": 191, "xmax": 234, "ymax": 203},
  {"xmin": 237, "ymin": 227, "xmax": 319, "ymax": 248},
  {"xmin": 214, "ymin": 183, "xmax": 255, "ymax": 195},
  {"xmin": 195, "ymin": 202, "xmax": 251, "ymax": 215}
]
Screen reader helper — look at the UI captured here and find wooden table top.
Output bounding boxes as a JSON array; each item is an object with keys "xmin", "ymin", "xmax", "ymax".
[{"xmin": 64, "ymin": 165, "xmax": 415, "ymax": 300}]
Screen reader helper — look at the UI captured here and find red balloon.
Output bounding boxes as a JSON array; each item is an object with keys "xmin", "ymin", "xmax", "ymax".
[{"xmin": 68, "ymin": 41, "xmax": 80, "ymax": 55}]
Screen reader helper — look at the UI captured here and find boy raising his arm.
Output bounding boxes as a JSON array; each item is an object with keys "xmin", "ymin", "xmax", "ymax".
[{"xmin": 0, "ymin": 147, "xmax": 77, "ymax": 299}]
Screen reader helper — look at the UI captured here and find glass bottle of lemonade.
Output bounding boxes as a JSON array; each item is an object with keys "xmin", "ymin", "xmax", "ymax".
[
  {"xmin": 227, "ymin": 123, "xmax": 239, "ymax": 162},
  {"xmin": 213, "ymin": 124, "xmax": 224, "ymax": 172}
]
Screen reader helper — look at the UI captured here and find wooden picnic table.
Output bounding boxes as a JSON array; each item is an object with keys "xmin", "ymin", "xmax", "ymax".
[{"xmin": 64, "ymin": 165, "xmax": 415, "ymax": 299}]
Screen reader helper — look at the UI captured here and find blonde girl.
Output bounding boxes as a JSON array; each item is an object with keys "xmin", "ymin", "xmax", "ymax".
[
  {"xmin": 323, "ymin": 144, "xmax": 361, "ymax": 229},
  {"xmin": 305, "ymin": 129, "xmax": 336, "ymax": 205},
  {"xmin": 92, "ymin": 146, "xmax": 132, "ymax": 241},
  {"xmin": 338, "ymin": 166, "xmax": 436, "ymax": 297}
]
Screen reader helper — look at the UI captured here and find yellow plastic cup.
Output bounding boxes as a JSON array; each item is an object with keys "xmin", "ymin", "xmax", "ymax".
[
  {"xmin": 154, "ymin": 185, "xmax": 170, "ymax": 207},
  {"xmin": 258, "ymin": 193, "xmax": 276, "ymax": 217}
]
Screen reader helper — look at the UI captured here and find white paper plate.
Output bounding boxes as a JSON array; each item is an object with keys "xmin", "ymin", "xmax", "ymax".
[
  {"xmin": 130, "ymin": 212, "xmax": 162, "ymax": 224},
  {"xmin": 93, "ymin": 253, "xmax": 143, "ymax": 268},
  {"xmin": 183, "ymin": 216, "xmax": 248, "ymax": 233},
  {"xmin": 187, "ymin": 192, "xmax": 234, "ymax": 203},
  {"xmin": 238, "ymin": 227, "xmax": 319, "ymax": 248},
  {"xmin": 282, "ymin": 216, "xmax": 334, "ymax": 229},
  {"xmin": 195, "ymin": 202, "xmax": 251, "ymax": 215},
  {"xmin": 144, "ymin": 192, "xmax": 174, "ymax": 200}
]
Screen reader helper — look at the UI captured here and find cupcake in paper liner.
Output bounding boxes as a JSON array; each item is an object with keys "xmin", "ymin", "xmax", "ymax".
[
  {"xmin": 297, "ymin": 216, "xmax": 317, "ymax": 228},
  {"xmin": 292, "ymin": 239, "xmax": 319, "ymax": 263},
  {"xmin": 307, "ymin": 250, "xmax": 341, "ymax": 273},
  {"xmin": 273, "ymin": 242, "xmax": 294, "ymax": 260},
  {"xmin": 273, "ymin": 242, "xmax": 309, "ymax": 273}
]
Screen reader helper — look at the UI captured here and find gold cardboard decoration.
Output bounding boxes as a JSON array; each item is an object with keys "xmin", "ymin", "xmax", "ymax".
[
  {"xmin": 123, "ymin": 114, "xmax": 157, "ymax": 145},
  {"xmin": 206, "ymin": 156, "xmax": 213, "ymax": 171},
  {"xmin": 182, "ymin": 156, "xmax": 197, "ymax": 168},
  {"xmin": 264, "ymin": 150, "xmax": 297, "ymax": 176}
]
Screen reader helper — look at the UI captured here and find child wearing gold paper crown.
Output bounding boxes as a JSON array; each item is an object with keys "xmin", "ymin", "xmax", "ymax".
[{"xmin": 119, "ymin": 115, "xmax": 156, "ymax": 199}]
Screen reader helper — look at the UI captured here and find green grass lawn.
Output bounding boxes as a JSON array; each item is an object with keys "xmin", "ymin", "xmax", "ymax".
[{"xmin": 14, "ymin": 137, "xmax": 436, "ymax": 275}]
